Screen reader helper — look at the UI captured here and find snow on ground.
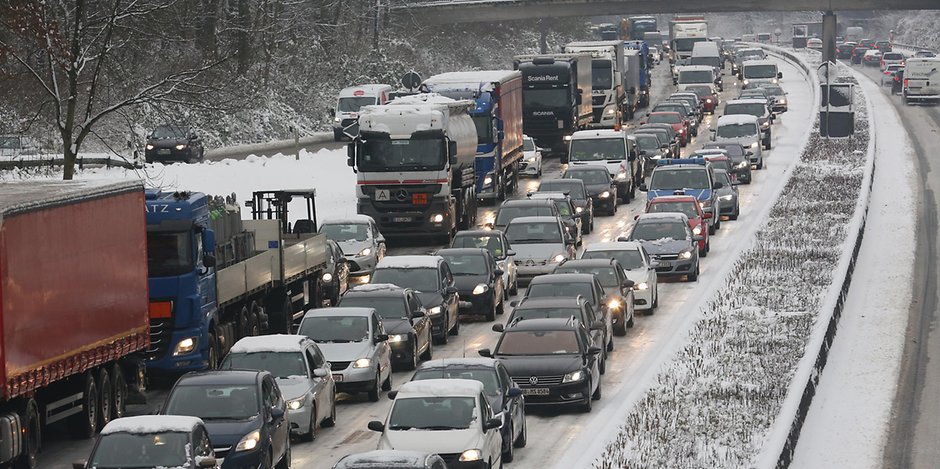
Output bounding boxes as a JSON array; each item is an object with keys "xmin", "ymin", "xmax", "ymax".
[
  {"xmin": 789, "ymin": 63, "xmax": 916, "ymax": 469},
  {"xmin": 0, "ymin": 149, "xmax": 358, "ymax": 223}
]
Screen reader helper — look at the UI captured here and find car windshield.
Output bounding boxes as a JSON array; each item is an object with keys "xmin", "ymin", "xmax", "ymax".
[
  {"xmin": 704, "ymin": 144, "xmax": 744, "ymax": 157},
  {"xmin": 635, "ymin": 135, "xmax": 661, "ymax": 150},
  {"xmin": 551, "ymin": 200, "xmax": 573, "ymax": 216},
  {"xmin": 648, "ymin": 201, "xmax": 699, "ymax": 219},
  {"xmin": 678, "ymin": 70, "xmax": 713, "ymax": 84},
  {"xmin": 90, "ymin": 432, "xmax": 190, "ymax": 468},
  {"xmin": 648, "ymin": 114, "xmax": 681, "ymax": 124},
  {"xmin": 412, "ymin": 368, "xmax": 499, "ymax": 394},
  {"xmin": 650, "ymin": 168, "xmax": 710, "ymax": 190},
  {"xmin": 147, "ymin": 230, "xmax": 194, "ymax": 277},
  {"xmin": 630, "ymin": 221, "xmax": 689, "ymax": 241},
  {"xmin": 709, "ymin": 159, "xmax": 732, "ymax": 172},
  {"xmin": 320, "ymin": 223, "xmax": 369, "ymax": 242},
  {"xmin": 716, "ymin": 171, "xmax": 733, "ymax": 186},
  {"xmin": 372, "ymin": 267, "xmax": 440, "ymax": 292},
  {"xmin": 338, "ymin": 96, "xmax": 376, "ymax": 113},
  {"xmin": 674, "ymin": 38, "xmax": 705, "ymax": 52},
  {"xmin": 592, "ymin": 60, "xmax": 613, "ymax": 89},
  {"xmin": 527, "ymin": 282, "xmax": 594, "ymax": 301},
  {"xmin": 759, "ymin": 85, "xmax": 785, "ymax": 96},
  {"xmin": 358, "ymin": 138, "xmax": 445, "ymax": 172},
  {"xmin": 555, "ymin": 266, "xmax": 618, "ymax": 287},
  {"xmin": 686, "ymin": 86, "xmax": 713, "ymax": 98},
  {"xmin": 523, "ymin": 89, "xmax": 570, "ymax": 109},
  {"xmin": 582, "ymin": 249, "xmax": 644, "ymax": 269},
  {"xmin": 388, "ymin": 397, "xmax": 476, "ymax": 430},
  {"xmin": 150, "ymin": 126, "xmax": 186, "ymax": 139},
  {"xmin": 725, "ymin": 103, "xmax": 766, "ymax": 117},
  {"xmin": 496, "ymin": 330, "xmax": 580, "ymax": 355},
  {"xmin": 523, "ymin": 138, "xmax": 536, "ymax": 151},
  {"xmin": 506, "ymin": 222, "xmax": 563, "ymax": 244},
  {"xmin": 738, "ymin": 50, "xmax": 764, "ymax": 60},
  {"xmin": 883, "ymin": 53, "xmax": 903, "ymax": 60},
  {"xmin": 744, "ymin": 65, "xmax": 777, "ymax": 79},
  {"xmin": 512, "ymin": 307, "xmax": 584, "ymax": 322},
  {"xmin": 221, "ymin": 352, "xmax": 307, "ymax": 379},
  {"xmin": 440, "ymin": 254, "xmax": 487, "ymax": 276},
  {"xmin": 717, "ymin": 123, "xmax": 758, "ymax": 139},
  {"xmin": 339, "ymin": 297, "xmax": 409, "ymax": 320},
  {"xmin": 569, "ymin": 138, "xmax": 626, "ymax": 161},
  {"xmin": 452, "ymin": 235, "xmax": 506, "ymax": 258},
  {"xmin": 636, "ymin": 130, "xmax": 671, "ymax": 143},
  {"xmin": 495, "ymin": 206, "xmax": 554, "ymax": 226},
  {"xmin": 654, "ymin": 104, "xmax": 687, "ymax": 116},
  {"xmin": 164, "ymin": 384, "xmax": 259, "ymax": 420},
  {"xmin": 298, "ymin": 316, "xmax": 370, "ymax": 343},
  {"xmin": 540, "ymin": 181, "xmax": 585, "ymax": 199},
  {"xmin": 566, "ymin": 170, "xmax": 609, "ymax": 185}
]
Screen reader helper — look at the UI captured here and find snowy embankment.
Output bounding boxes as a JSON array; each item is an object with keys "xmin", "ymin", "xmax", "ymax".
[{"xmin": 584, "ymin": 49, "xmax": 877, "ymax": 468}]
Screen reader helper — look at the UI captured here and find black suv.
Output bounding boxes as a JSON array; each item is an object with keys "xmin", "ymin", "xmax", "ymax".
[
  {"xmin": 337, "ymin": 284, "xmax": 433, "ymax": 370},
  {"xmin": 145, "ymin": 125, "xmax": 204, "ymax": 164},
  {"xmin": 562, "ymin": 166, "xmax": 618, "ymax": 216},
  {"xmin": 553, "ymin": 258, "xmax": 636, "ymax": 336},
  {"xmin": 436, "ymin": 248, "xmax": 505, "ymax": 321},
  {"xmin": 480, "ymin": 317, "xmax": 603, "ymax": 412},
  {"xmin": 537, "ymin": 178, "xmax": 594, "ymax": 234}
]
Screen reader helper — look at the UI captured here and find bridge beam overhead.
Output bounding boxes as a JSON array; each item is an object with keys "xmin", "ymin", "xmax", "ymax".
[{"xmin": 392, "ymin": 0, "xmax": 940, "ymax": 25}]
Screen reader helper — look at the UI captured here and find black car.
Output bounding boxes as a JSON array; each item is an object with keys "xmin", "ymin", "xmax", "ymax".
[
  {"xmin": 562, "ymin": 166, "xmax": 618, "ymax": 216},
  {"xmin": 337, "ymin": 284, "xmax": 433, "ymax": 370},
  {"xmin": 491, "ymin": 199, "xmax": 558, "ymax": 233},
  {"xmin": 479, "ymin": 317, "xmax": 602, "ymax": 412},
  {"xmin": 626, "ymin": 213, "xmax": 702, "ymax": 281},
  {"xmin": 553, "ymin": 258, "xmax": 636, "ymax": 336},
  {"xmin": 372, "ymin": 256, "xmax": 460, "ymax": 344},
  {"xmin": 836, "ymin": 43, "xmax": 856, "ymax": 59},
  {"xmin": 145, "ymin": 125, "xmax": 204, "ymax": 164},
  {"xmin": 436, "ymin": 248, "xmax": 505, "ymax": 321},
  {"xmin": 450, "ymin": 229, "xmax": 519, "ymax": 296},
  {"xmin": 411, "ymin": 358, "xmax": 527, "ymax": 462},
  {"xmin": 160, "ymin": 370, "xmax": 290, "ymax": 469},
  {"xmin": 321, "ymin": 239, "xmax": 350, "ymax": 307},
  {"xmin": 537, "ymin": 178, "xmax": 594, "ymax": 234},
  {"xmin": 498, "ymin": 297, "xmax": 607, "ymax": 343},
  {"xmin": 851, "ymin": 46, "xmax": 870, "ymax": 64},
  {"xmin": 526, "ymin": 191, "xmax": 583, "ymax": 246},
  {"xmin": 75, "ymin": 416, "xmax": 218, "ymax": 469},
  {"xmin": 702, "ymin": 142, "xmax": 752, "ymax": 184}
]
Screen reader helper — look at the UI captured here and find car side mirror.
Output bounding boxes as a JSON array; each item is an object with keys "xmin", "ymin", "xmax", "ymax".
[
  {"xmin": 412, "ymin": 309, "xmax": 426, "ymax": 318},
  {"xmin": 368, "ymin": 420, "xmax": 385, "ymax": 432},
  {"xmin": 746, "ymin": 151, "xmax": 754, "ymax": 156},
  {"xmin": 591, "ymin": 320, "xmax": 605, "ymax": 330},
  {"xmin": 506, "ymin": 250, "xmax": 516, "ymax": 257},
  {"xmin": 507, "ymin": 387, "xmax": 523, "ymax": 398},
  {"xmin": 484, "ymin": 417, "xmax": 503, "ymax": 431},
  {"xmin": 478, "ymin": 348, "xmax": 493, "ymax": 357},
  {"xmin": 638, "ymin": 184, "xmax": 648, "ymax": 192},
  {"xmin": 714, "ymin": 182, "xmax": 724, "ymax": 189},
  {"xmin": 649, "ymin": 260, "xmax": 661, "ymax": 268},
  {"xmin": 494, "ymin": 269, "xmax": 504, "ymax": 277},
  {"xmin": 588, "ymin": 346, "xmax": 602, "ymax": 355},
  {"xmin": 203, "ymin": 254, "xmax": 217, "ymax": 268},
  {"xmin": 777, "ymin": 72, "xmax": 783, "ymax": 79},
  {"xmin": 387, "ymin": 390, "xmax": 398, "ymax": 400},
  {"xmin": 73, "ymin": 461, "xmax": 87, "ymax": 469},
  {"xmin": 622, "ymin": 279, "xmax": 635, "ymax": 289},
  {"xmin": 704, "ymin": 212, "xmax": 713, "ymax": 219},
  {"xmin": 347, "ymin": 144, "xmax": 356, "ymax": 168},
  {"xmin": 693, "ymin": 235, "xmax": 704, "ymax": 242},
  {"xmin": 374, "ymin": 333, "xmax": 389, "ymax": 343},
  {"xmin": 445, "ymin": 286, "xmax": 459, "ymax": 295},
  {"xmin": 270, "ymin": 407, "xmax": 285, "ymax": 422},
  {"xmin": 197, "ymin": 457, "xmax": 218, "ymax": 468},
  {"xmin": 492, "ymin": 324, "xmax": 504, "ymax": 333},
  {"xmin": 313, "ymin": 367, "xmax": 329, "ymax": 378},
  {"xmin": 328, "ymin": 108, "xmax": 336, "ymax": 117}
]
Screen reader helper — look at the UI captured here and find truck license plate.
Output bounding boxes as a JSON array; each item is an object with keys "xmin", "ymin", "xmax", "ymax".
[
  {"xmin": 523, "ymin": 388, "xmax": 549, "ymax": 396},
  {"xmin": 332, "ymin": 374, "xmax": 344, "ymax": 382},
  {"xmin": 392, "ymin": 216, "xmax": 412, "ymax": 223}
]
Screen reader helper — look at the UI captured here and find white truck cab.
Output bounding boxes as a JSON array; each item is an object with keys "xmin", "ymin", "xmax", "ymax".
[{"xmin": 334, "ymin": 84, "xmax": 393, "ymax": 141}]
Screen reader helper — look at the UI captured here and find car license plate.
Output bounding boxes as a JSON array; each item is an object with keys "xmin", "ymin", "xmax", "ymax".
[
  {"xmin": 522, "ymin": 388, "xmax": 549, "ymax": 396},
  {"xmin": 157, "ymin": 149, "xmax": 171, "ymax": 155},
  {"xmin": 658, "ymin": 261, "xmax": 671, "ymax": 268},
  {"xmin": 391, "ymin": 216, "xmax": 412, "ymax": 223},
  {"xmin": 332, "ymin": 374, "xmax": 344, "ymax": 382}
]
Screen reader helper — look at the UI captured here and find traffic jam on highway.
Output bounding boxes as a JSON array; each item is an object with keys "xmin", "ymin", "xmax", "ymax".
[{"xmin": 3, "ymin": 15, "xmax": 809, "ymax": 469}]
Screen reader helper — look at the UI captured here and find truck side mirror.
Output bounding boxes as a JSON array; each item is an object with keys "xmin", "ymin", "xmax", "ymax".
[
  {"xmin": 346, "ymin": 143, "xmax": 356, "ymax": 168},
  {"xmin": 328, "ymin": 108, "xmax": 336, "ymax": 118},
  {"xmin": 777, "ymin": 72, "xmax": 783, "ymax": 79},
  {"xmin": 203, "ymin": 254, "xmax": 216, "ymax": 268},
  {"xmin": 575, "ymin": 94, "xmax": 582, "ymax": 105},
  {"xmin": 202, "ymin": 229, "xmax": 216, "ymax": 253},
  {"xmin": 448, "ymin": 140, "xmax": 458, "ymax": 160}
]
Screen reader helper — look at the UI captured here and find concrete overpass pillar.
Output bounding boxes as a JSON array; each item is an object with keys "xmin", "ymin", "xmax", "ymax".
[{"xmin": 822, "ymin": 11, "xmax": 837, "ymax": 63}]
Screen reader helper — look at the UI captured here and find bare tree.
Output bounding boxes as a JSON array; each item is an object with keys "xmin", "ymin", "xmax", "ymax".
[{"xmin": 0, "ymin": 0, "xmax": 228, "ymax": 179}]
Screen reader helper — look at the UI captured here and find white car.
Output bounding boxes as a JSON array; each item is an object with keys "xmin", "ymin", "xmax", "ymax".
[
  {"xmin": 806, "ymin": 38, "xmax": 823, "ymax": 50},
  {"xmin": 319, "ymin": 215, "xmax": 387, "ymax": 280},
  {"xmin": 711, "ymin": 114, "xmax": 764, "ymax": 169},
  {"xmin": 580, "ymin": 241, "xmax": 659, "ymax": 313},
  {"xmin": 368, "ymin": 379, "xmax": 504, "ymax": 468},
  {"xmin": 519, "ymin": 135, "xmax": 542, "ymax": 177},
  {"xmin": 504, "ymin": 216, "xmax": 576, "ymax": 285},
  {"xmin": 220, "ymin": 335, "xmax": 336, "ymax": 441},
  {"xmin": 882, "ymin": 64, "xmax": 904, "ymax": 86},
  {"xmin": 881, "ymin": 51, "xmax": 906, "ymax": 69}
]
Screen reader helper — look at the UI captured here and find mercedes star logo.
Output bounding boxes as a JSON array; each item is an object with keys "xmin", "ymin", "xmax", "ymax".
[
  {"xmin": 529, "ymin": 376, "xmax": 539, "ymax": 385},
  {"xmin": 395, "ymin": 189, "xmax": 408, "ymax": 202}
]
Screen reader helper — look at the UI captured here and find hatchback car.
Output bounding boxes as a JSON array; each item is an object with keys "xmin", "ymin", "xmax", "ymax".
[
  {"xmin": 851, "ymin": 46, "xmax": 870, "ymax": 64},
  {"xmin": 480, "ymin": 318, "xmax": 602, "ymax": 412},
  {"xmin": 881, "ymin": 51, "xmax": 905, "ymax": 69},
  {"xmin": 411, "ymin": 359, "xmax": 526, "ymax": 462},
  {"xmin": 519, "ymin": 135, "xmax": 542, "ymax": 177},
  {"xmin": 451, "ymin": 229, "xmax": 518, "ymax": 296},
  {"xmin": 807, "ymin": 38, "xmax": 823, "ymax": 50},
  {"xmin": 644, "ymin": 112, "xmax": 688, "ymax": 146},
  {"xmin": 581, "ymin": 242, "xmax": 659, "ymax": 313},
  {"xmin": 520, "ymin": 273, "xmax": 613, "ymax": 358},
  {"xmin": 645, "ymin": 194, "xmax": 710, "ymax": 255},
  {"xmin": 882, "ymin": 64, "xmax": 905, "ymax": 86},
  {"xmin": 160, "ymin": 370, "xmax": 290, "ymax": 469},
  {"xmin": 713, "ymin": 169, "xmax": 740, "ymax": 220},
  {"xmin": 684, "ymin": 84, "xmax": 720, "ymax": 114},
  {"xmin": 563, "ymin": 166, "xmax": 619, "ymax": 215},
  {"xmin": 491, "ymin": 198, "xmax": 559, "ymax": 233},
  {"xmin": 537, "ymin": 179, "xmax": 594, "ymax": 233},
  {"xmin": 836, "ymin": 43, "xmax": 857, "ymax": 59},
  {"xmin": 702, "ymin": 142, "xmax": 753, "ymax": 183},
  {"xmin": 723, "ymin": 98, "xmax": 773, "ymax": 149},
  {"xmin": 333, "ymin": 451, "xmax": 447, "ymax": 469},
  {"xmin": 437, "ymin": 248, "xmax": 505, "ymax": 321},
  {"xmin": 863, "ymin": 49, "xmax": 882, "ymax": 66},
  {"xmin": 372, "ymin": 256, "xmax": 460, "ymax": 343},
  {"xmin": 337, "ymin": 284, "xmax": 433, "ymax": 370},
  {"xmin": 319, "ymin": 215, "xmax": 387, "ymax": 280},
  {"xmin": 625, "ymin": 213, "xmax": 703, "ymax": 281},
  {"xmin": 220, "ymin": 335, "xmax": 336, "ymax": 441},
  {"xmin": 369, "ymin": 379, "xmax": 504, "ymax": 469},
  {"xmin": 526, "ymin": 191, "xmax": 583, "ymax": 246},
  {"xmin": 635, "ymin": 125, "xmax": 680, "ymax": 158},
  {"xmin": 145, "ymin": 125, "xmax": 204, "ymax": 164},
  {"xmin": 553, "ymin": 259, "xmax": 636, "ymax": 335},
  {"xmin": 296, "ymin": 307, "xmax": 392, "ymax": 401},
  {"xmin": 504, "ymin": 216, "xmax": 576, "ymax": 284},
  {"xmin": 321, "ymin": 239, "xmax": 350, "ymax": 306},
  {"xmin": 76, "ymin": 416, "xmax": 219, "ymax": 469},
  {"xmin": 756, "ymin": 83, "xmax": 788, "ymax": 114},
  {"xmin": 712, "ymin": 115, "xmax": 764, "ymax": 169}
]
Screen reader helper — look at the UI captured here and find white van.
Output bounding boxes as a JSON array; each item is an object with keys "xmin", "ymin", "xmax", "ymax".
[
  {"xmin": 568, "ymin": 129, "xmax": 638, "ymax": 202},
  {"xmin": 739, "ymin": 60, "xmax": 781, "ymax": 89},
  {"xmin": 676, "ymin": 65, "xmax": 717, "ymax": 92},
  {"xmin": 711, "ymin": 115, "xmax": 763, "ymax": 169},
  {"xmin": 691, "ymin": 41, "xmax": 723, "ymax": 72},
  {"xmin": 333, "ymin": 84, "xmax": 393, "ymax": 141},
  {"xmin": 903, "ymin": 58, "xmax": 940, "ymax": 105}
]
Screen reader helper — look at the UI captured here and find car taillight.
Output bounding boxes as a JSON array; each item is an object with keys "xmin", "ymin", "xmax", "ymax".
[
  {"xmin": 880, "ymin": 61, "xmax": 885, "ymax": 68},
  {"xmin": 904, "ymin": 79, "xmax": 909, "ymax": 87}
]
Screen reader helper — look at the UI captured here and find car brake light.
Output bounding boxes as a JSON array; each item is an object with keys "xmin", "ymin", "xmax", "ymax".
[{"xmin": 904, "ymin": 78, "xmax": 909, "ymax": 87}]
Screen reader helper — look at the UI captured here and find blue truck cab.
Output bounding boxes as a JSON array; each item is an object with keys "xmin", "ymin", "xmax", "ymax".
[
  {"xmin": 642, "ymin": 158, "xmax": 723, "ymax": 233},
  {"xmin": 144, "ymin": 189, "xmax": 218, "ymax": 372},
  {"xmin": 624, "ymin": 40, "xmax": 652, "ymax": 107}
]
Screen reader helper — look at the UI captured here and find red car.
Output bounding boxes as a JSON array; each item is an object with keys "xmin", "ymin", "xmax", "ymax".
[
  {"xmin": 644, "ymin": 112, "xmax": 688, "ymax": 146},
  {"xmin": 685, "ymin": 84, "xmax": 720, "ymax": 114},
  {"xmin": 643, "ymin": 194, "xmax": 710, "ymax": 255},
  {"xmin": 703, "ymin": 154, "xmax": 734, "ymax": 181}
]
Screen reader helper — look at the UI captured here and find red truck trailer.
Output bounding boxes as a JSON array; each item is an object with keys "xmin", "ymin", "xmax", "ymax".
[{"xmin": 0, "ymin": 180, "xmax": 149, "ymax": 468}]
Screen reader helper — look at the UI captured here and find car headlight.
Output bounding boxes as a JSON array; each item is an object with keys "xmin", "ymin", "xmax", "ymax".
[
  {"xmin": 528, "ymin": 156, "xmax": 537, "ymax": 163},
  {"xmin": 353, "ymin": 358, "xmax": 372, "ymax": 368},
  {"xmin": 550, "ymin": 254, "xmax": 566, "ymax": 263},
  {"xmin": 737, "ymin": 161, "xmax": 749, "ymax": 168},
  {"xmin": 680, "ymin": 249, "xmax": 693, "ymax": 260},
  {"xmin": 743, "ymin": 79, "xmax": 749, "ymax": 86},
  {"xmin": 575, "ymin": 206, "xmax": 583, "ymax": 214},
  {"xmin": 563, "ymin": 135, "xmax": 572, "ymax": 141},
  {"xmin": 145, "ymin": 143, "xmax": 154, "ymax": 150},
  {"xmin": 430, "ymin": 213, "xmax": 444, "ymax": 223},
  {"xmin": 615, "ymin": 172, "xmax": 627, "ymax": 180},
  {"xmin": 692, "ymin": 225, "xmax": 702, "ymax": 235},
  {"xmin": 334, "ymin": 117, "xmax": 342, "ymax": 123},
  {"xmin": 235, "ymin": 430, "xmax": 261, "ymax": 452},
  {"xmin": 388, "ymin": 334, "xmax": 406, "ymax": 343},
  {"xmin": 761, "ymin": 121, "xmax": 770, "ymax": 129},
  {"xmin": 287, "ymin": 398, "xmax": 304, "ymax": 410},
  {"xmin": 472, "ymin": 284, "xmax": 489, "ymax": 295},
  {"xmin": 175, "ymin": 144, "xmax": 187, "ymax": 150},
  {"xmin": 780, "ymin": 98, "xmax": 787, "ymax": 104},
  {"xmin": 428, "ymin": 306, "xmax": 442, "ymax": 315},
  {"xmin": 483, "ymin": 176, "xmax": 493, "ymax": 186},
  {"xmin": 607, "ymin": 298, "xmax": 620, "ymax": 309},
  {"xmin": 562, "ymin": 370, "xmax": 585, "ymax": 383},
  {"xmin": 772, "ymin": 78, "xmax": 778, "ymax": 84},
  {"xmin": 634, "ymin": 282, "xmax": 649, "ymax": 291},
  {"xmin": 606, "ymin": 108, "xmax": 616, "ymax": 115},
  {"xmin": 750, "ymin": 142, "xmax": 760, "ymax": 149},
  {"xmin": 173, "ymin": 337, "xmax": 197, "ymax": 356},
  {"xmin": 459, "ymin": 449, "xmax": 484, "ymax": 462},
  {"xmin": 720, "ymin": 194, "xmax": 734, "ymax": 201},
  {"xmin": 322, "ymin": 272, "xmax": 334, "ymax": 283},
  {"xmin": 706, "ymin": 98, "xmax": 713, "ymax": 103},
  {"xmin": 599, "ymin": 191, "xmax": 611, "ymax": 199},
  {"xmin": 358, "ymin": 247, "xmax": 372, "ymax": 257}
]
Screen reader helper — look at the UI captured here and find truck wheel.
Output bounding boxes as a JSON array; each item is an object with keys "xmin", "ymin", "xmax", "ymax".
[
  {"xmin": 97, "ymin": 368, "xmax": 113, "ymax": 430},
  {"xmin": 496, "ymin": 174, "xmax": 505, "ymax": 201},
  {"xmin": 207, "ymin": 331, "xmax": 220, "ymax": 370},
  {"xmin": 69, "ymin": 372, "xmax": 99, "ymax": 439},
  {"xmin": 271, "ymin": 296, "xmax": 293, "ymax": 334},
  {"xmin": 14, "ymin": 399, "xmax": 40, "ymax": 469},
  {"xmin": 111, "ymin": 364, "xmax": 127, "ymax": 420},
  {"xmin": 250, "ymin": 301, "xmax": 264, "ymax": 335}
]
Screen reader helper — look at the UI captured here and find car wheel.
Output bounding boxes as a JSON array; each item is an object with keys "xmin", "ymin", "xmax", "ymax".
[
  {"xmin": 708, "ymin": 223, "xmax": 716, "ymax": 235},
  {"xmin": 496, "ymin": 297, "xmax": 505, "ymax": 316},
  {"xmin": 688, "ymin": 264, "xmax": 700, "ymax": 282},
  {"xmin": 503, "ymin": 422, "xmax": 515, "ymax": 462},
  {"xmin": 514, "ymin": 413, "xmax": 527, "ymax": 448},
  {"xmin": 651, "ymin": 287, "xmax": 659, "ymax": 311},
  {"xmin": 407, "ymin": 341, "xmax": 419, "ymax": 371},
  {"xmin": 322, "ymin": 388, "xmax": 337, "ymax": 427},
  {"xmin": 580, "ymin": 383, "xmax": 593, "ymax": 413},
  {"xmin": 627, "ymin": 313, "xmax": 635, "ymax": 328},
  {"xmin": 757, "ymin": 159, "xmax": 764, "ymax": 170},
  {"xmin": 731, "ymin": 207, "xmax": 739, "ymax": 220},
  {"xmin": 301, "ymin": 404, "xmax": 317, "ymax": 442},
  {"xmin": 449, "ymin": 313, "xmax": 460, "ymax": 336},
  {"xmin": 700, "ymin": 244, "xmax": 708, "ymax": 257},
  {"xmin": 382, "ymin": 371, "xmax": 393, "ymax": 391},
  {"xmin": 614, "ymin": 320, "xmax": 627, "ymax": 337},
  {"xmin": 368, "ymin": 373, "xmax": 381, "ymax": 402},
  {"xmin": 592, "ymin": 378, "xmax": 602, "ymax": 401},
  {"xmin": 599, "ymin": 354, "xmax": 606, "ymax": 375},
  {"xmin": 607, "ymin": 335, "xmax": 614, "ymax": 352},
  {"xmin": 715, "ymin": 218, "xmax": 721, "ymax": 231},
  {"xmin": 275, "ymin": 441, "xmax": 291, "ymax": 469},
  {"xmin": 510, "ymin": 276, "xmax": 519, "ymax": 296},
  {"xmin": 421, "ymin": 333, "xmax": 433, "ymax": 360}
]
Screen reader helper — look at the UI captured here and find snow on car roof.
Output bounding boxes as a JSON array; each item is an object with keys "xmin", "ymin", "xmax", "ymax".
[
  {"xmin": 571, "ymin": 129, "xmax": 624, "ymax": 139},
  {"xmin": 336, "ymin": 450, "xmax": 436, "ymax": 468},
  {"xmin": 397, "ymin": 378, "xmax": 484, "ymax": 398},
  {"xmin": 727, "ymin": 98, "xmax": 769, "ymax": 105},
  {"xmin": 320, "ymin": 214, "xmax": 375, "ymax": 225},
  {"xmin": 376, "ymin": 255, "xmax": 443, "ymax": 269},
  {"xmin": 584, "ymin": 241, "xmax": 643, "ymax": 251},
  {"xmin": 677, "ymin": 65, "xmax": 716, "ymax": 72},
  {"xmin": 229, "ymin": 334, "xmax": 309, "ymax": 354},
  {"xmin": 100, "ymin": 415, "xmax": 203, "ymax": 435},
  {"xmin": 507, "ymin": 216, "xmax": 561, "ymax": 225},
  {"xmin": 0, "ymin": 180, "xmax": 143, "ymax": 217},
  {"xmin": 387, "ymin": 93, "xmax": 466, "ymax": 106},
  {"xmin": 340, "ymin": 84, "xmax": 391, "ymax": 96},
  {"xmin": 302, "ymin": 306, "xmax": 376, "ymax": 318},
  {"xmin": 717, "ymin": 114, "xmax": 760, "ymax": 126},
  {"xmin": 636, "ymin": 212, "xmax": 690, "ymax": 222},
  {"xmin": 417, "ymin": 357, "xmax": 498, "ymax": 369},
  {"xmin": 528, "ymin": 191, "xmax": 569, "ymax": 199},
  {"xmin": 741, "ymin": 59, "xmax": 775, "ymax": 66},
  {"xmin": 349, "ymin": 283, "xmax": 406, "ymax": 293},
  {"xmin": 650, "ymin": 195, "xmax": 698, "ymax": 202}
]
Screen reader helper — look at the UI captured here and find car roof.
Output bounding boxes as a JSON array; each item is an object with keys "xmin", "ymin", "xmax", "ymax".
[
  {"xmin": 346, "ymin": 283, "xmax": 410, "ymax": 296},
  {"xmin": 529, "ymin": 273, "xmax": 596, "ymax": 284},
  {"xmin": 677, "ymin": 65, "xmax": 716, "ymax": 72},
  {"xmin": 566, "ymin": 165, "xmax": 609, "ymax": 173},
  {"xmin": 376, "ymin": 255, "xmax": 442, "ymax": 269},
  {"xmin": 727, "ymin": 98, "xmax": 769, "ymax": 105},
  {"xmin": 455, "ymin": 229, "xmax": 504, "ymax": 237},
  {"xmin": 528, "ymin": 191, "xmax": 570, "ymax": 200},
  {"xmin": 516, "ymin": 296, "xmax": 585, "ymax": 309},
  {"xmin": 507, "ymin": 216, "xmax": 561, "ymax": 225},
  {"xmin": 177, "ymin": 370, "xmax": 263, "ymax": 386},
  {"xmin": 320, "ymin": 215, "xmax": 376, "ymax": 225},
  {"xmin": 396, "ymin": 378, "xmax": 484, "ymax": 399},
  {"xmin": 649, "ymin": 195, "xmax": 698, "ymax": 203},
  {"xmin": 636, "ymin": 212, "xmax": 690, "ymax": 223},
  {"xmin": 584, "ymin": 241, "xmax": 643, "ymax": 252},
  {"xmin": 717, "ymin": 114, "xmax": 760, "ymax": 126},
  {"xmin": 571, "ymin": 129, "xmax": 624, "ymax": 139},
  {"xmin": 415, "ymin": 357, "xmax": 499, "ymax": 371},
  {"xmin": 540, "ymin": 178, "xmax": 584, "ymax": 186},
  {"xmin": 335, "ymin": 450, "xmax": 440, "ymax": 469},
  {"xmin": 557, "ymin": 258, "xmax": 618, "ymax": 269},
  {"xmin": 229, "ymin": 334, "xmax": 313, "ymax": 354},
  {"xmin": 502, "ymin": 317, "xmax": 579, "ymax": 331},
  {"xmin": 500, "ymin": 198, "xmax": 554, "ymax": 207},
  {"xmin": 100, "ymin": 416, "xmax": 204, "ymax": 435},
  {"xmin": 302, "ymin": 306, "xmax": 376, "ymax": 319}
]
